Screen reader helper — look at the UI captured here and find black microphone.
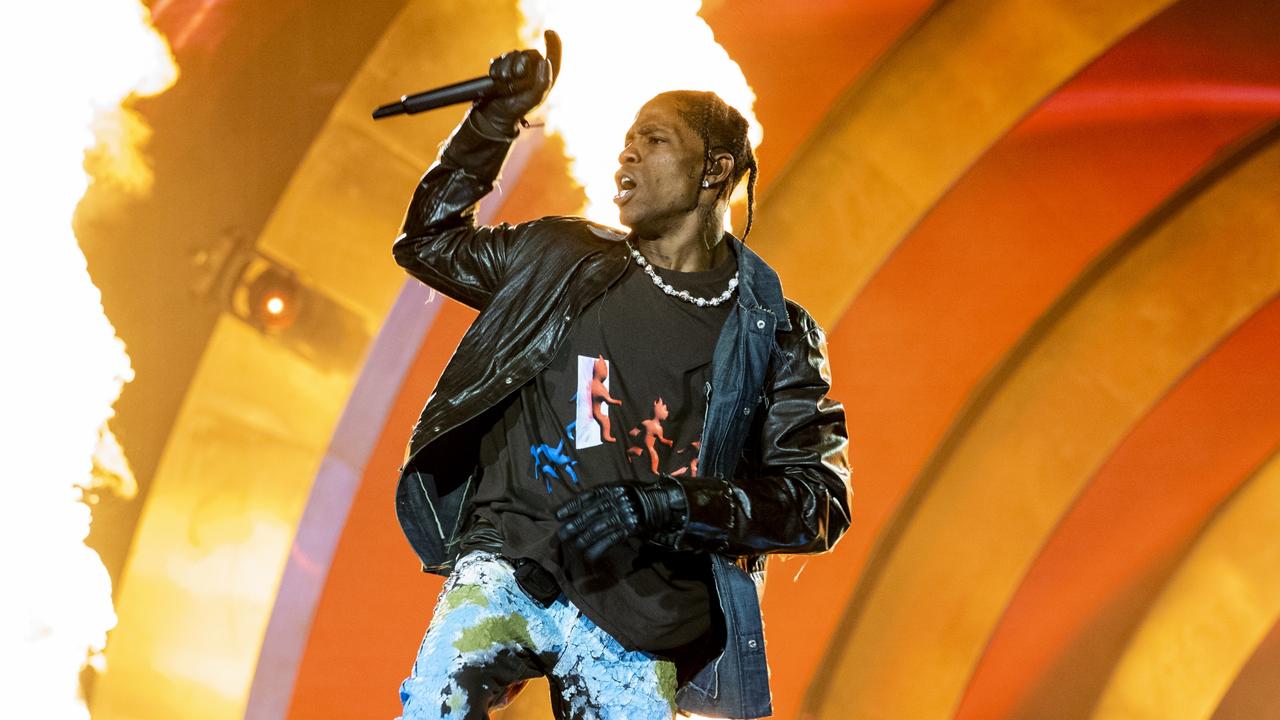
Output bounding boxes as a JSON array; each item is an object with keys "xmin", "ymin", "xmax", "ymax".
[
  {"xmin": 372, "ymin": 30, "xmax": 561, "ymax": 120},
  {"xmin": 372, "ymin": 76, "xmax": 496, "ymax": 119}
]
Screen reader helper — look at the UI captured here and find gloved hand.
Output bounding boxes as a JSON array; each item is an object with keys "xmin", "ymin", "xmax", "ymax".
[
  {"xmin": 473, "ymin": 48, "xmax": 552, "ymax": 136},
  {"xmin": 555, "ymin": 477, "xmax": 688, "ymax": 562}
]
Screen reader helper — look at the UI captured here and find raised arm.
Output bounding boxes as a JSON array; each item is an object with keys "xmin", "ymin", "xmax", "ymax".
[{"xmin": 392, "ymin": 49, "xmax": 552, "ymax": 310}]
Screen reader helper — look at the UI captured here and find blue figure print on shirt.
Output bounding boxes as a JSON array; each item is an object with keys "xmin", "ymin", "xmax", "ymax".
[{"xmin": 530, "ymin": 397, "xmax": 581, "ymax": 493}]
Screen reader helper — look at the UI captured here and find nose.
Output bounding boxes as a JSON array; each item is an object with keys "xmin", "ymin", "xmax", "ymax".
[{"xmin": 618, "ymin": 141, "xmax": 639, "ymax": 165}]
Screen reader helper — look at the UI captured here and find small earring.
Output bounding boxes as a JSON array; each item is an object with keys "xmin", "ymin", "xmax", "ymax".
[{"xmin": 700, "ymin": 179, "xmax": 710, "ymax": 188}]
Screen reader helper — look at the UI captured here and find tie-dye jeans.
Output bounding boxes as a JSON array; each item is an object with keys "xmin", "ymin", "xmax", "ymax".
[{"xmin": 398, "ymin": 551, "xmax": 678, "ymax": 719}]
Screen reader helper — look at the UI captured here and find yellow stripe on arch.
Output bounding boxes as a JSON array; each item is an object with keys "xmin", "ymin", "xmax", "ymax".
[
  {"xmin": 1091, "ymin": 450, "xmax": 1280, "ymax": 720},
  {"xmin": 808, "ymin": 127, "xmax": 1280, "ymax": 720},
  {"xmin": 751, "ymin": 0, "xmax": 1176, "ymax": 327}
]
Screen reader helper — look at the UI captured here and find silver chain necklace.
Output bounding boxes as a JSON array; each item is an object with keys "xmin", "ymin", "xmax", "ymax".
[{"xmin": 626, "ymin": 241, "xmax": 739, "ymax": 307}]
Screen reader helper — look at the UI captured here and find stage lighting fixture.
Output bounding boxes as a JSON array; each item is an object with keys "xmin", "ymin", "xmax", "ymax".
[
  {"xmin": 192, "ymin": 233, "xmax": 372, "ymax": 374},
  {"xmin": 242, "ymin": 263, "xmax": 302, "ymax": 333}
]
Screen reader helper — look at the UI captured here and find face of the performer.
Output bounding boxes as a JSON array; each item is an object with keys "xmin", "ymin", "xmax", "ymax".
[{"xmin": 614, "ymin": 95, "xmax": 705, "ymax": 236}]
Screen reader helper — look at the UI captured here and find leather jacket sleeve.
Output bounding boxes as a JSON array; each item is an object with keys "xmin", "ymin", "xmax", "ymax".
[
  {"xmin": 673, "ymin": 306, "xmax": 853, "ymax": 556},
  {"xmin": 392, "ymin": 111, "xmax": 526, "ymax": 310}
]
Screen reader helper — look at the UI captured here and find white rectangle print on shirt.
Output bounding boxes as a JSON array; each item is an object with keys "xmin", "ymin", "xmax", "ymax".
[{"xmin": 576, "ymin": 355, "xmax": 606, "ymax": 450}]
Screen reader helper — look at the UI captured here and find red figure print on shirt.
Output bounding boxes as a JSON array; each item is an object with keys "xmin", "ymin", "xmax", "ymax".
[
  {"xmin": 590, "ymin": 355, "xmax": 622, "ymax": 442},
  {"xmin": 627, "ymin": 397, "xmax": 675, "ymax": 474},
  {"xmin": 670, "ymin": 441, "xmax": 700, "ymax": 477}
]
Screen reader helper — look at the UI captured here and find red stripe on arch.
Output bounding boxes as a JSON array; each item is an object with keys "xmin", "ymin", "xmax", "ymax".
[
  {"xmin": 956, "ymin": 297, "xmax": 1280, "ymax": 720},
  {"xmin": 765, "ymin": 0, "xmax": 1280, "ymax": 711}
]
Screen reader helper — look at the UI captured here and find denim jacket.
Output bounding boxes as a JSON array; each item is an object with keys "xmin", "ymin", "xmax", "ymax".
[{"xmin": 392, "ymin": 112, "xmax": 852, "ymax": 718}]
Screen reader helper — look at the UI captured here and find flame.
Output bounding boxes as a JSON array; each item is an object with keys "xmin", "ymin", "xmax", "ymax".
[
  {"xmin": 517, "ymin": 0, "xmax": 762, "ymax": 229},
  {"xmin": 0, "ymin": 0, "xmax": 176, "ymax": 717}
]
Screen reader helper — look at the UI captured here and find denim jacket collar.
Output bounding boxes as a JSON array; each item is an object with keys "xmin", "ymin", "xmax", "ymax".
[{"xmin": 728, "ymin": 233, "xmax": 792, "ymax": 333}]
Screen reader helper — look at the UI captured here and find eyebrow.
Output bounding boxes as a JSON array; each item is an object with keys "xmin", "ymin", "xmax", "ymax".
[{"xmin": 624, "ymin": 123, "xmax": 672, "ymax": 144}]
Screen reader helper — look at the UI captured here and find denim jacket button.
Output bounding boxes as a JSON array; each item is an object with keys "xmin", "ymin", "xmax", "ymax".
[
  {"xmin": 755, "ymin": 319, "xmax": 766, "ymax": 329},
  {"xmin": 747, "ymin": 639, "xmax": 758, "ymax": 648}
]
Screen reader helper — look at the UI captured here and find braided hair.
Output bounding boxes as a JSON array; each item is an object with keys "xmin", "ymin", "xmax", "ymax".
[{"xmin": 652, "ymin": 90, "xmax": 759, "ymax": 243}]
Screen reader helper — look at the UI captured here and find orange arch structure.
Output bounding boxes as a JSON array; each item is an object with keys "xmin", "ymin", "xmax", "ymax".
[{"xmin": 89, "ymin": 1, "xmax": 1280, "ymax": 719}]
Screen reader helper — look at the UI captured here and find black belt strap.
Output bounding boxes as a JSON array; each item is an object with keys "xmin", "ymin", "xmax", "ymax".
[{"xmin": 513, "ymin": 558, "xmax": 561, "ymax": 607}]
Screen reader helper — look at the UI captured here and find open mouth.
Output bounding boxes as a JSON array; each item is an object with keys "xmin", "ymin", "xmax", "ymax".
[{"xmin": 614, "ymin": 174, "xmax": 636, "ymax": 206}]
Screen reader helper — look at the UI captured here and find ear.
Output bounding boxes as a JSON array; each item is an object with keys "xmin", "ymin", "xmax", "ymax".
[{"xmin": 704, "ymin": 152, "xmax": 736, "ymax": 188}]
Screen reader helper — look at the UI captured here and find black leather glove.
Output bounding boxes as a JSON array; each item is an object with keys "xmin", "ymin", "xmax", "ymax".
[
  {"xmin": 472, "ymin": 48, "xmax": 552, "ymax": 136},
  {"xmin": 555, "ymin": 476, "xmax": 688, "ymax": 563}
]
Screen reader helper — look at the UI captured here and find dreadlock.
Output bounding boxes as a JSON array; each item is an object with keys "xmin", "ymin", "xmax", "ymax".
[{"xmin": 652, "ymin": 90, "xmax": 759, "ymax": 243}]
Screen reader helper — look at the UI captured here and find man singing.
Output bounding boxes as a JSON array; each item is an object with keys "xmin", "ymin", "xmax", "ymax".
[{"xmin": 393, "ymin": 47, "xmax": 850, "ymax": 719}]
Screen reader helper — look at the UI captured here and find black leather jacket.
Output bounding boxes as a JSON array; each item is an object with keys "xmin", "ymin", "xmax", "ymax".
[{"xmin": 392, "ymin": 111, "xmax": 852, "ymax": 718}]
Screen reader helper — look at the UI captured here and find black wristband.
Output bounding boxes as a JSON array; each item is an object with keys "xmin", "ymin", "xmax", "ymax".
[
  {"xmin": 468, "ymin": 107, "xmax": 520, "ymax": 141},
  {"xmin": 642, "ymin": 477, "xmax": 689, "ymax": 533}
]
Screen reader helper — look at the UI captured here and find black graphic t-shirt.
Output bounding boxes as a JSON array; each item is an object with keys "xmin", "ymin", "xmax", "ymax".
[{"xmin": 465, "ymin": 245, "xmax": 737, "ymax": 653}]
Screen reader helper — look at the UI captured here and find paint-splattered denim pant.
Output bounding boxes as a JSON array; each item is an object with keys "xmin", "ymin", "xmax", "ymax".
[{"xmin": 398, "ymin": 551, "xmax": 677, "ymax": 720}]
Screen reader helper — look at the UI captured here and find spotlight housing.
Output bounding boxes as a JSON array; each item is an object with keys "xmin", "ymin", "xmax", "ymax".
[
  {"xmin": 242, "ymin": 263, "xmax": 302, "ymax": 334},
  {"xmin": 192, "ymin": 233, "xmax": 371, "ymax": 374}
]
